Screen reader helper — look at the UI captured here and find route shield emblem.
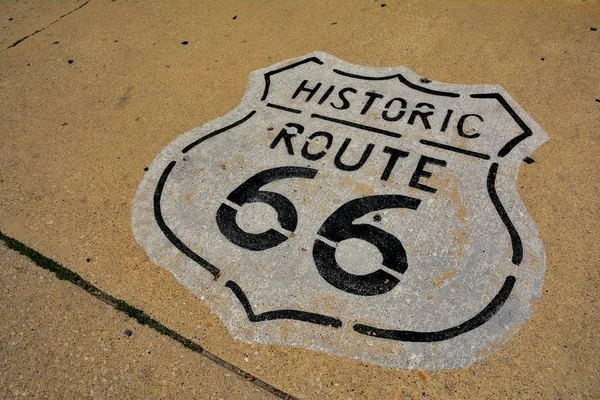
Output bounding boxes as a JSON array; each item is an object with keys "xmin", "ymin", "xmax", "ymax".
[{"xmin": 133, "ymin": 52, "xmax": 548, "ymax": 369}]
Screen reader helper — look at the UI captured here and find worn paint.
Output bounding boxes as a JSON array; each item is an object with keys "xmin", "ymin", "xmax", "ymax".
[{"xmin": 132, "ymin": 52, "xmax": 548, "ymax": 369}]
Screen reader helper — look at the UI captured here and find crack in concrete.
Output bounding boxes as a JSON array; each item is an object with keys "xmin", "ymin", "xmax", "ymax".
[
  {"xmin": 5, "ymin": 0, "xmax": 92, "ymax": 50},
  {"xmin": 0, "ymin": 230, "xmax": 296, "ymax": 400}
]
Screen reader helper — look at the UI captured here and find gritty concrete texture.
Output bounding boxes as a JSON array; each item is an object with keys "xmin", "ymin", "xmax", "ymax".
[
  {"xmin": 0, "ymin": 244, "xmax": 273, "ymax": 399},
  {"xmin": 133, "ymin": 52, "xmax": 548, "ymax": 370},
  {"xmin": 0, "ymin": 0, "xmax": 599, "ymax": 398}
]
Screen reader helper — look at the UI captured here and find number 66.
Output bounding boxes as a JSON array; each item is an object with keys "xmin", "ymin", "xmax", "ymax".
[{"xmin": 216, "ymin": 167, "xmax": 421, "ymax": 296}]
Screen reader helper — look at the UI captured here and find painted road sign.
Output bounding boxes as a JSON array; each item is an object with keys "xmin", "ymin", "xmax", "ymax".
[{"xmin": 133, "ymin": 52, "xmax": 548, "ymax": 369}]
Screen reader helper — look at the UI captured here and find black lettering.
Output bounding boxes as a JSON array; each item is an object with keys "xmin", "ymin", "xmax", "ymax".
[
  {"xmin": 269, "ymin": 123, "xmax": 303, "ymax": 155},
  {"xmin": 216, "ymin": 167, "xmax": 318, "ymax": 251},
  {"xmin": 409, "ymin": 155, "xmax": 447, "ymax": 193},
  {"xmin": 318, "ymin": 85, "xmax": 336, "ymax": 105},
  {"xmin": 382, "ymin": 97, "xmax": 407, "ymax": 122},
  {"xmin": 313, "ymin": 195, "xmax": 420, "ymax": 296},
  {"xmin": 292, "ymin": 80, "xmax": 322, "ymax": 102},
  {"xmin": 334, "ymin": 138, "xmax": 374, "ymax": 171},
  {"xmin": 380, "ymin": 146, "xmax": 409, "ymax": 181},
  {"xmin": 407, "ymin": 103, "xmax": 435, "ymax": 130},
  {"xmin": 457, "ymin": 114, "xmax": 484, "ymax": 138},
  {"xmin": 330, "ymin": 87, "xmax": 358, "ymax": 110},
  {"xmin": 440, "ymin": 109, "xmax": 454, "ymax": 132},
  {"xmin": 360, "ymin": 91, "xmax": 384, "ymax": 115},
  {"xmin": 301, "ymin": 131, "xmax": 334, "ymax": 161}
]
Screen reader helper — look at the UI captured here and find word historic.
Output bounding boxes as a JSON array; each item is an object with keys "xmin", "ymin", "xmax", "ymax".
[{"xmin": 290, "ymin": 79, "xmax": 485, "ymax": 138}]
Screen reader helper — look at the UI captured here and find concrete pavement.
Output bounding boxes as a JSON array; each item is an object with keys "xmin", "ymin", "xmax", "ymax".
[{"xmin": 1, "ymin": 0, "xmax": 598, "ymax": 398}]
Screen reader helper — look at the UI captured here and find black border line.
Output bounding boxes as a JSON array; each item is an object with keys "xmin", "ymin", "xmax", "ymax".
[
  {"xmin": 266, "ymin": 103, "xmax": 302, "ymax": 114},
  {"xmin": 261, "ymin": 57, "xmax": 324, "ymax": 101},
  {"xmin": 311, "ymin": 113, "xmax": 402, "ymax": 138},
  {"xmin": 260, "ymin": 61, "xmax": 534, "ymax": 160},
  {"xmin": 0, "ymin": 231, "xmax": 295, "ymax": 400},
  {"xmin": 487, "ymin": 163, "xmax": 523, "ymax": 265},
  {"xmin": 182, "ymin": 111, "xmax": 257, "ymax": 154},
  {"xmin": 353, "ymin": 276, "xmax": 516, "ymax": 342},
  {"xmin": 332, "ymin": 69, "xmax": 460, "ymax": 98},
  {"xmin": 154, "ymin": 160, "xmax": 220, "ymax": 277},
  {"xmin": 470, "ymin": 93, "xmax": 532, "ymax": 157},
  {"xmin": 155, "ymin": 65, "xmax": 526, "ymax": 343},
  {"xmin": 158, "ymin": 111, "xmax": 345, "ymax": 329},
  {"xmin": 419, "ymin": 139, "xmax": 491, "ymax": 160},
  {"xmin": 225, "ymin": 281, "xmax": 342, "ymax": 328}
]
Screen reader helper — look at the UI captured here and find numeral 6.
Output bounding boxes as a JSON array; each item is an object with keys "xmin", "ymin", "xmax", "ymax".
[
  {"xmin": 314, "ymin": 195, "xmax": 420, "ymax": 296},
  {"xmin": 216, "ymin": 166, "xmax": 318, "ymax": 251}
]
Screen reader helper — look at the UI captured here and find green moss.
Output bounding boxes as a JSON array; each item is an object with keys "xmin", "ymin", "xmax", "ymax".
[
  {"xmin": 0, "ymin": 230, "xmax": 292, "ymax": 399},
  {"xmin": 0, "ymin": 231, "xmax": 178, "ymax": 338}
]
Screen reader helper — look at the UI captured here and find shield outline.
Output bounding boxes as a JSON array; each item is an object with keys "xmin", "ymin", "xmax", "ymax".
[{"xmin": 134, "ymin": 51, "xmax": 548, "ymax": 368}]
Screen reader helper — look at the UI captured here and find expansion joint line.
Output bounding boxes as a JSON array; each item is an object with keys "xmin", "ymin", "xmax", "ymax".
[
  {"xmin": 0, "ymin": 230, "xmax": 296, "ymax": 400},
  {"xmin": 5, "ymin": 0, "xmax": 92, "ymax": 50}
]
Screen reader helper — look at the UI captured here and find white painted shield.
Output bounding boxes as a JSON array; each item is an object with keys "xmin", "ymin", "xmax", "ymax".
[{"xmin": 133, "ymin": 52, "xmax": 548, "ymax": 369}]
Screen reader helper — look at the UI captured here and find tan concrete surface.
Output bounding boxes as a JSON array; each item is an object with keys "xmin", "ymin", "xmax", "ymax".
[
  {"xmin": 0, "ymin": 0, "xmax": 598, "ymax": 399},
  {"xmin": 0, "ymin": 244, "xmax": 273, "ymax": 399}
]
